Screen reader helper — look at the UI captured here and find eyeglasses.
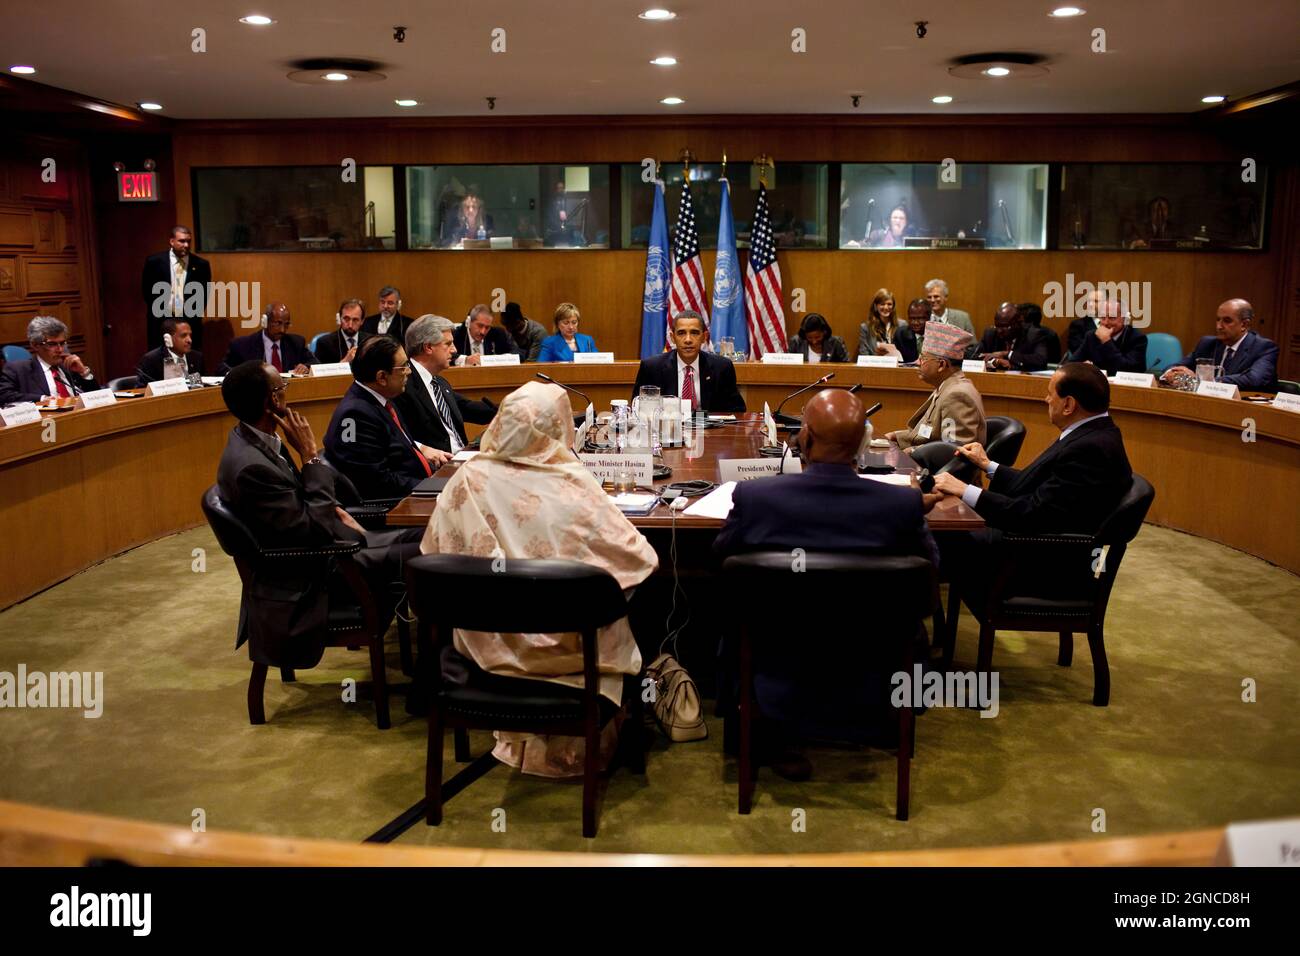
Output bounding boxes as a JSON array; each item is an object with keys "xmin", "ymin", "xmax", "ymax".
[
  {"xmin": 39, "ymin": 339, "xmax": 68, "ymax": 349},
  {"xmin": 270, "ymin": 383, "xmax": 289, "ymax": 395},
  {"xmin": 266, "ymin": 320, "xmax": 292, "ymax": 329}
]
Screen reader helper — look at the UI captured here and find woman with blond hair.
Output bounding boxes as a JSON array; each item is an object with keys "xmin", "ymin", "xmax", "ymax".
[
  {"xmin": 420, "ymin": 381, "xmax": 657, "ymax": 776},
  {"xmin": 857, "ymin": 287, "xmax": 917, "ymax": 362},
  {"xmin": 537, "ymin": 302, "xmax": 599, "ymax": 361}
]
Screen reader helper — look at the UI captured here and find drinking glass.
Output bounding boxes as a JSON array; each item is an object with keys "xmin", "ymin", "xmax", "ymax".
[
  {"xmin": 720, "ymin": 336, "xmax": 735, "ymax": 358},
  {"xmin": 1195, "ymin": 358, "xmax": 1217, "ymax": 384}
]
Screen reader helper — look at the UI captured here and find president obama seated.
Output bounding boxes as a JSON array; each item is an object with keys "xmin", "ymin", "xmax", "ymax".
[{"xmin": 632, "ymin": 310, "xmax": 746, "ymax": 414}]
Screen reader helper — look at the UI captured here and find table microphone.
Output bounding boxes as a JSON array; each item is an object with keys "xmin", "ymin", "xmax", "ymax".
[
  {"xmin": 535, "ymin": 372, "xmax": 592, "ymax": 415},
  {"xmin": 863, "ymin": 401, "xmax": 882, "ymax": 418},
  {"xmin": 773, "ymin": 372, "xmax": 835, "ymax": 425}
]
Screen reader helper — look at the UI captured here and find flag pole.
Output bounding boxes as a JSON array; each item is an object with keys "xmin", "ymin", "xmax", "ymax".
[{"xmin": 680, "ymin": 148, "xmax": 694, "ymax": 183}]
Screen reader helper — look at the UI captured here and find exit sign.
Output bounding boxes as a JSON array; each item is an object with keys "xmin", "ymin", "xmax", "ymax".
[{"xmin": 117, "ymin": 171, "xmax": 158, "ymax": 202}]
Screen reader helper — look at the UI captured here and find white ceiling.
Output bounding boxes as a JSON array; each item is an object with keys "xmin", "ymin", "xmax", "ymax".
[{"xmin": 2, "ymin": 0, "xmax": 1297, "ymax": 118}]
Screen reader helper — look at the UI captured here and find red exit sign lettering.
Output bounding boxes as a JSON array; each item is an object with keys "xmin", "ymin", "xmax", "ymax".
[{"xmin": 117, "ymin": 171, "xmax": 158, "ymax": 202}]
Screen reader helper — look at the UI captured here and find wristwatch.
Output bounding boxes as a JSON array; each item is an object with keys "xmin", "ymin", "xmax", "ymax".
[{"xmin": 304, "ymin": 454, "xmax": 323, "ymax": 466}]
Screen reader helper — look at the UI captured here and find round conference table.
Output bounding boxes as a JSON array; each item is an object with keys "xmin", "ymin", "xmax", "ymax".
[{"xmin": 1, "ymin": 362, "xmax": 1297, "ymax": 610}]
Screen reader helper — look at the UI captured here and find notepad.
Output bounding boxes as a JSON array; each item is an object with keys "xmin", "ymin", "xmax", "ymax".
[
  {"xmin": 612, "ymin": 492, "xmax": 659, "ymax": 515},
  {"xmin": 682, "ymin": 481, "xmax": 737, "ymax": 519},
  {"xmin": 451, "ymin": 450, "xmax": 479, "ymax": 462},
  {"xmin": 860, "ymin": 473, "xmax": 914, "ymax": 486}
]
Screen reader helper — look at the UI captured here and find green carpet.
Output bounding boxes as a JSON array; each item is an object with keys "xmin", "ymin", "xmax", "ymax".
[{"xmin": 1, "ymin": 524, "xmax": 1297, "ymax": 856}]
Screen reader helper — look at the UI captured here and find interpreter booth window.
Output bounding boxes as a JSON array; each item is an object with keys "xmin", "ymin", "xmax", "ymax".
[
  {"xmin": 838, "ymin": 163, "xmax": 1048, "ymax": 250},
  {"xmin": 193, "ymin": 166, "xmax": 396, "ymax": 251},
  {"xmin": 621, "ymin": 163, "xmax": 829, "ymax": 249},
  {"xmin": 405, "ymin": 165, "xmax": 611, "ymax": 249},
  {"xmin": 1058, "ymin": 163, "xmax": 1267, "ymax": 250}
]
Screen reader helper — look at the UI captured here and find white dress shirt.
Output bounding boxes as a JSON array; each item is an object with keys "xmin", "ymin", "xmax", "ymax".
[
  {"xmin": 169, "ymin": 250, "xmax": 187, "ymax": 316},
  {"xmin": 262, "ymin": 331, "xmax": 283, "ymax": 366}
]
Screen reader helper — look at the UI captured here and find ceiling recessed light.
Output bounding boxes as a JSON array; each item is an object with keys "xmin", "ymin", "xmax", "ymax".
[
  {"xmin": 932, "ymin": 95, "xmax": 953, "ymax": 104},
  {"xmin": 9, "ymin": 65, "xmax": 36, "ymax": 75},
  {"xmin": 1050, "ymin": 6, "xmax": 1086, "ymax": 16},
  {"xmin": 651, "ymin": 56, "xmax": 677, "ymax": 66},
  {"xmin": 984, "ymin": 66, "xmax": 1011, "ymax": 77},
  {"xmin": 239, "ymin": 14, "xmax": 275, "ymax": 25},
  {"xmin": 138, "ymin": 102, "xmax": 163, "ymax": 111},
  {"xmin": 323, "ymin": 72, "xmax": 350, "ymax": 81},
  {"xmin": 660, "ymin": 96, "xmax": 684, "ymax": 105},
  {"xmin": 639, "ymin": 8, "xmax": 676, "ymax": 20},
  {"xmin": 1201, "ymin": 94, "xmax": 1226, "ymax": 104},
  {"xmin": 395, "ymin": 99, "xmax": 418, "ymax": 107}
]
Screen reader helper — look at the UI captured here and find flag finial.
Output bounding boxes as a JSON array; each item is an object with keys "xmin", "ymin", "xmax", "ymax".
[
  {"xmin": 721, "ymin": 150, "xmax": 727, "ymax": 179},
  {"xmin": 754, "ymin": 154, "xmax": 774, "ymax": 189},
  {"xmin": 679, "ymin": 148, "xmax": 694, "ymax": 183}
]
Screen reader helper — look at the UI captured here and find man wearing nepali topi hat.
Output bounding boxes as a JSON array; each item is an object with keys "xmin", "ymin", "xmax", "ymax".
[{"xmin": 886, "ymin": 320, "xmax": 987, "ymax": 452}]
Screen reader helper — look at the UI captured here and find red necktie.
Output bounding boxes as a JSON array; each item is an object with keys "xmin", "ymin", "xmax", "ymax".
[
  {"xmin": 681, "ymin": 364, "xmax": 697, "ymax": 410},
  {"xmin": 387, "ymin": 402, "xmax": 432, "ymax": 477},
  {"xmin": 51, "ymin": 367, "xmax": 70, "ymax": 398},
  {"xmin": 270, "ymin": 343, "xmax": 283, "ymax": 372}
]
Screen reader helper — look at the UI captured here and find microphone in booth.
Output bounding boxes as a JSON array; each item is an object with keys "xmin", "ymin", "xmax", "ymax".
[
  {"xmin": 773, "ymin": 372, "xmax": 835, "ymax": 426},
  {"xmin": 536, "ymin": 372, "xmax": 592, "ymax": 424},
  {"xmin": 863, "ymin": 197, "xmax": 876, "ymax": 241}
]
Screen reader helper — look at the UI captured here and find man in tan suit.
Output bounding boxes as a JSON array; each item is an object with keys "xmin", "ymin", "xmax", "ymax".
[{"xmin": 887, "ymin": 320, "xmax": 986, "ymax": 452}]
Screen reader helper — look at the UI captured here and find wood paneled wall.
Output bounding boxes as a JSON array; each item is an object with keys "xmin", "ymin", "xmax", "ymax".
[
  {"xmin": 0, "ymin": 134, "xmax": 102, "ymax": 374},
  {"xmin": 154, "ymin": 115, "xmax": 1296, "ymax": 377}
]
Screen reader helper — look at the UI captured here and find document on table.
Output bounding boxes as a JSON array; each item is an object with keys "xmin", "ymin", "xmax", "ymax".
[
  {"xmin": 451, "ymin": 450, "xmax": 479, "ymax": 462},
  {"xmin": 683, "ymin": 481, "xmax": 737, "ymax": 518},
  {"xmin": 859, "ymin": 473, "xmax": 914, "ymax": 486}
]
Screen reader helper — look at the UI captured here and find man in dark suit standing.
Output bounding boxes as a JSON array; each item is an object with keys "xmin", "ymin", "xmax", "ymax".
[
  {"xmin": 141, "ymin": 225, "xmax": 211, "ymax": 354},
  {"xmin": 933, "ymin": 363, "xmax": 1133, "ymax": 535},
  {"xmin": 135, "ymin": 318, "xmax": 203, "ymax": 385},
  {"xmin": 1160, "ymin": 298, "xmax": 1279, "ymax": 392},
  {"xmin": 394, "ymin": 314, "xmax": 496, "ymax": 456},
  {"xmin": 714, "ymin": 389, "xmax": 938, "ymax": 777},
  {"xmin": 219, "ymin": 303, "xmax": 316, "ymax": 375},
  {"xmin": 216, "ymin": 360, "xmax": 421, "ymax": 668},
  {"xmin": 360, "ymin": 286, "xmax": 414, "ymax": 345},
  {"xmin": 324, "ymin": 335, "xmax": 436, "ymax": 501},
  {"xmin": 452, "ymin": 304, "xmax": 519, "ymax": 366},
  {"xmin": 314, "ymin": 298, "xmax": 370, "ymax": 365},
  {"xmin": 0, "ymin": 315, "xmax": 99, "ymax": 404},
  {"xmin": 1067, "ymin": 301, "xmax": 1148, "ymax": 375},
  {"xmin": 631, "ymin": 310, "xmax": 746, "ymax": 413},
  {"xmin": 977, "ymin": 302, "xmax": 1051, "ymax": 372}
]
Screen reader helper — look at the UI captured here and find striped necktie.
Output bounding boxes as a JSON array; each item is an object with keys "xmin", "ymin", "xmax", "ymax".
[{"xmin": 427, "ymin": 378, "xmax": 463, "ymax": 453}]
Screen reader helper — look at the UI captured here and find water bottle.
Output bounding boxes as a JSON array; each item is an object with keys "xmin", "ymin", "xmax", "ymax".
[
  {"xmin": 477, "ymin": 224, "xmax": 487, "ymax": 241},
  {"xmin": 856, "ymin": 417, "xmax": 875, "ymax": 470}
]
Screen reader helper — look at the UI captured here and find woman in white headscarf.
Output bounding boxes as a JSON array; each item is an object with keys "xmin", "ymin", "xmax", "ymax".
[{"xmin": 420, "ymin": 380, "xmax": 658, "ymax": 777}]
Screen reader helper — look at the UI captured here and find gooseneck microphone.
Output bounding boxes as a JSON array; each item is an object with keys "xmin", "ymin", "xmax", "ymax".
[
  {"xmin": 773, "ymin": 372, "xmax": 835, "ymax": 422},
  {"xmin": 863, "ymin": 401, "xmax": 882, "ymax": 418},
  {"xmin": 536, "ymin": 372, "xmax": 592, "ymax": 409}
]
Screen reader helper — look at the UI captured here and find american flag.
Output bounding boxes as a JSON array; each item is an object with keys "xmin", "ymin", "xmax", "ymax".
[
  {"xmin": 744, "ymin": 183, "xmax": 786, "ymax": 357},
  {"xmin": 668, "ymin": 179, "xmax": 709, "ymax": 344}
]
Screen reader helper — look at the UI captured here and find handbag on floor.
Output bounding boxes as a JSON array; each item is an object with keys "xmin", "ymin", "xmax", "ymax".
[{"xmin": 646, "ymin": 652, "xmax": 708, "ymax": 742}]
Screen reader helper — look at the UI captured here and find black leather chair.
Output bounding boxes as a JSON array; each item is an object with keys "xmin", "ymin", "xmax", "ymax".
[
  {"xmin": 200, "ymin": 485, "xmax": 393, "ymax": 728},
  {"xmin": 984, "ymin": 416, "xmax": 1026, "ymax": 467},
  {"xmin": 948, "ymin": 475, "xmax": 1155, "ymax": 706},
  {"xmin": 719, "ymin": 552, "xmax": 936, "ymax": 821},
  {"xmin": 106, "ymin": 376, "xmax": 138, "ymax": 392},
  {"xmin": 1276, "ymin": 380, "xmax": 1300, "ymax": 395},
  {"xmin": 909, "ymin": 440, "xmax": 975, "ymax": 482},
  {"xmin": 405, "ymin": 554, "xmax": 646, "ymax": 838}
]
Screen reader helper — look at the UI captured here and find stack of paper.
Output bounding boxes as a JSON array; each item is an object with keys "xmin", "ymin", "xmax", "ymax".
[{"xmin": 682, "ymin": 481, "xmax": 737, "ymax": 518}]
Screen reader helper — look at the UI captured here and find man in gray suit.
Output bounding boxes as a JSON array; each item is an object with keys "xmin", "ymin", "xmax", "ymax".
[
  {"xmin": 924, "ymin": 279, "xmax": 978, "ymax": 359},
  {"xmin": 216, "ymin": 360, "xmax": 421, "ymax": 667}
]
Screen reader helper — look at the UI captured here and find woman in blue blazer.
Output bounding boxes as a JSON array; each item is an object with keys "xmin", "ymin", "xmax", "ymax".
[{"xmin": 537, "ymin": 302, "xmax": 599, "ymax": 361}]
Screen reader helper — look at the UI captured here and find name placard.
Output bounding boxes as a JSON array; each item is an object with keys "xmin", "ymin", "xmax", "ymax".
[
  {"xmin": 146, "ymin": 378, "xmax": 189, "ymax": 397},
  {"xmin": 573, "ymin": 352, "xmax": 615, "ymax": 365},
  {"xmin": 1196, "ymin": 380, "xmax": 1240, "ymax": 401},
  {"xmin": 1113, "ymin": 372, "xmax": 1156, "ymax": 388},
  {"xmin": 1, "ymin": 403, "xmax": 42, "ymax": 427},
  {"xmin": 579, "ymin": 453, "xmax": 653, "ymax": 485},
  {"xmin": 1271, "ymin": 391, "xmax": 1300, "ymax": 413},
  {"xmin": 1215, "ymin": 819, "xmax": 1300, "ymax": 867},
  {"xmin": 761, "ymin": 352, "xmax": 804, "ymax": 365},
  {"xmin": 857, "ymin": 355, "xmax": 900, "ymax": 367},
  {"xmin": 718, "ymin": 455, "xmax": 802, "ymax": 482},
  {"xmin": 482, "ymin": 353, "xmax": 521, "ymax": 367},
  {"xmin": 78, "ymin": 389, "xmax": 118, "ymax": 409},
  {"xmin": 763, "ymin": 402, "xmax": 777, "ymax": 446},
  {"xmin": 961, "ymin": 359, "xmax": 987, "ymax": 373},
  {"xmin": 310, "ymin": 362, "xmax": 352, "ymax": 378}
]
